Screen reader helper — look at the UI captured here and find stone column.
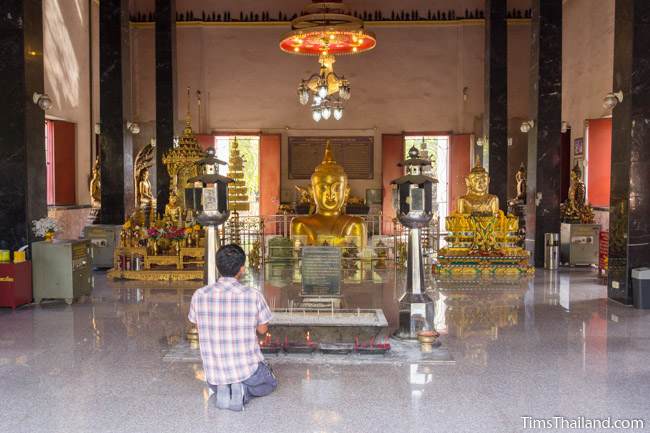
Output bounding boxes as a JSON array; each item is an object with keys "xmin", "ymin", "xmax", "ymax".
[
  {"xmin": 155, "ymin": 0, "xmax": 177, "ymax": 216},
  {"xmin": 0, "ymin": 0, "xmax": 47, "ymax": 249},
  {"xmin": 608, "ymin": 0, "xmax": 650, "ymax": 304},
  {"xmin": 99, "ymin": 0, "xmax": 133, "ymax": 224},
  {"xmin": 484, "ymin": 0, "xmax": 508, "ymax": 210},
  {"xmin": 525, "ymin": 0, "xmax": 562, "ymax": 267}
]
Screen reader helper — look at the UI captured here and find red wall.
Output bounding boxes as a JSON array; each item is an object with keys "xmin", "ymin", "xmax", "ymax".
[
  {"xmin": 381, "ymin": 134, "xmax": 404, "ymax": 234},
  {"xmin": 259, "ymin": 134, "xmax": 281, "ymax": 218},
  {"xmin": 449, "ymin": 134, "xmax": 471, "ymax": 212},
  {"xmin": 195, "ymin": 134, "xmax": 214, "ymax": 151},
  {"xmin": 586, "ymin": 118, "xmax": 612, "ymax": 207}
]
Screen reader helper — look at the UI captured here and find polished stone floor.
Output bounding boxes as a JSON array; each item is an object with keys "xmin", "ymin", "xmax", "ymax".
[{"xmin": 1, "ymin": 268, "xmax": 649, "ymax": 433}]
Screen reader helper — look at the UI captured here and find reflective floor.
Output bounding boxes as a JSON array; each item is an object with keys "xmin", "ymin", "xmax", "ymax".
[{"xmin": 1, "ymin": 268, "xmax": 649, "ymax": 433}]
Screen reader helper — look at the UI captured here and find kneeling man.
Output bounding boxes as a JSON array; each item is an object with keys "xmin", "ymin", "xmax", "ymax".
[{"xmin": 189, "ymin": 244, "xmax": 276, "ymax": 411}]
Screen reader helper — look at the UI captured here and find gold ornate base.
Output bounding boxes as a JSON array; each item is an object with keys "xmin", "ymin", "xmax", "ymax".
[
  {"xmin": 107, "ymin": 268, "xmax": 203, "ymax": 281},
  {"xmin": 436, "ymin": 254, "xmax": 534, "ymax": 276}
]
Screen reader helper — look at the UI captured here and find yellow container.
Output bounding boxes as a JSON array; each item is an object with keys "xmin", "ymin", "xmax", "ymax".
[
  {"xmin": 13, "ymin": 250, "xmax": 26, "ymax": 263},
  {"xmin": 0, "ymin": 250, "xmax": 9, "ymax": 263}
]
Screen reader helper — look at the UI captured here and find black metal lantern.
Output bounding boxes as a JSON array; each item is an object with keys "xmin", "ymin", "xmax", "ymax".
[
  {"xmin": 187, "ymin": 148, "xmax": 232, "ymax": 284},
  {"xmin": 392, "ymin": 146, "xmax": 437, "ymax": 228},
  {"xmin": 187, "ymin": 148, "xmax": 232, "ymax": 226},
  {"xmin": 391, "ymin": 146, "xmax": 438, "ymax": 339}
]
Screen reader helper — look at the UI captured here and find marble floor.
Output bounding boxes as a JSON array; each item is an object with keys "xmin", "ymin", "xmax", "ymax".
[{"xmin": 1, "ymin": 268, "xmax": 649, "ymax": 433}]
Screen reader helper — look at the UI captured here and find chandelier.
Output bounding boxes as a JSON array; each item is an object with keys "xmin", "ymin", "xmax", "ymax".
[
  {"xmin": 280, "ymin": 1, "xmax": 376, "ymax": 121},
  {"xmin": 298, "ymin": 53, "xmax": 350, "ymax": 121}
]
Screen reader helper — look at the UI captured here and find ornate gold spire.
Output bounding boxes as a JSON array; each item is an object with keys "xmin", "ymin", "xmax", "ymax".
[
  {"xmin": 314, "ymin": 141, "xmax": 346, "ymax": 177},
  {"xmin": 176, "ymin": 86, "xmax": 201, "ymax": 150},
  {"xmin": 470, "ymin": 159, "xmax": 487, "ymax": 175}
]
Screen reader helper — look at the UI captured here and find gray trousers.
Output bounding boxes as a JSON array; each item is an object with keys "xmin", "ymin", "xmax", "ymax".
[{"xmin": 209, "ymin": 362, "xmax": 277, "ymax": 404}]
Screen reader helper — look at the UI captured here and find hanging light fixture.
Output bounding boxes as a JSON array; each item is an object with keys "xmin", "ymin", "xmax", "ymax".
[{"xmin": 280, "ymin": 1, "xmax": 376, "ymax": 122}]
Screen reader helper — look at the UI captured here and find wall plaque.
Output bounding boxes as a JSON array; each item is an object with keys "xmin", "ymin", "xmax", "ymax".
[
  {"xmin": 288, "ymin": 136, "xmax": 374, "ymax": 179},
  {"xmin": 301, "ymin": 246, "xmax": 342, "ymax": 297}
]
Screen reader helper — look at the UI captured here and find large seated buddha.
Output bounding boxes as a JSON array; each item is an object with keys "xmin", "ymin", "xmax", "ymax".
[
  {"xmin": 291, "ymin": 144, "xmax": 367, "ymax": 249},
  {"xmin": 438, "ymin": 163, "xmax": 531, "ymax": 275}
]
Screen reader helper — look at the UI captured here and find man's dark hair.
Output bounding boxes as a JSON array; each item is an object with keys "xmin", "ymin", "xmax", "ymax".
[{"xmin": 216, "ymin": 244, "xmax": 246, "ymax": 277}]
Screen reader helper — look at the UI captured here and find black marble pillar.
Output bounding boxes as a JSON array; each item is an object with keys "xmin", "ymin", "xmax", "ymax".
[
  {"xmin": 525, "ymin": 0, "xmax": 562, "ymax": 267},
  {"xmin": 0, "ymin": 0, "xmax": 47, "ymax": 250},
  {"xmin": 484, "ymin": 0, "xmax": 508, "ymax": 210},
  {"xmin": 99, "ymin": 0, "xmax": 133, "ymax": 224},
  {"xmin": 608, "ymin": 0, "xmax": 650, "ymax": 304},
  {"xmin": 155, "ymin": 0, "xmax": 177, "ymax": 216}
]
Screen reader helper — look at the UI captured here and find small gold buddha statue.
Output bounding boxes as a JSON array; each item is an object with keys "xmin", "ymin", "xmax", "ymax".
[
  {"xmin": 457, "ymin": 163, "xmax": 500, "ymax": 215},
  {"xmin": 136, "ymin": 167, "xmax": 155, "ymax": 209},
  {"xmin": 515, "ymin": 163, "xmax": 527, "ymax": 202},
  {"xmin": 290, "ymin": 143, "xmax": 367, "ymax": 248},
  {"xmin": 561, "ymin": 162, "xmax": 594, "ymax": 224},
  {"xmin": 90, "ymin": 156, "xmax": 101, "ymax": 208},
  {"xmin": 164, "ymin": 192, "xmax": 183, "ymax": 226}
]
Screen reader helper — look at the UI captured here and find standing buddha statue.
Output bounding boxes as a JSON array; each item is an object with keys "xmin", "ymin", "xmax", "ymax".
[
  {"xmin": 90, "ymin": 156, "xmax": 101, "ymax": 208},
  {"xmin": 290, "ymin": 143, "xmax": 367, "ymax": 248}
]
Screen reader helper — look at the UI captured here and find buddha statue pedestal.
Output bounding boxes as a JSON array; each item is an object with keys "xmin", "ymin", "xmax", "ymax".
[{"xmin": 436, "ymin": 164, "xmax": 533, "ymax": 277}]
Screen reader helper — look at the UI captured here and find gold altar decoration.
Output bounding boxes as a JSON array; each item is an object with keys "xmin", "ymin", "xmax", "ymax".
[
  {"xmin": 560, "ymin": 162, "xmax": 595, "ymax": 224},
  {"xmin": 162, "ymin": 87, "xmax": 204, "ymax": 210},
  {"xmin": 290, "ymin": 142, "xmax": 367, "ymax": 248},
  {"xmin": 90, "ymin": 156, "xmax": 101, "ymax": 208},
  {"xmin": 437, "ymin": 163, "xmax": 532, "ymax": 276}
]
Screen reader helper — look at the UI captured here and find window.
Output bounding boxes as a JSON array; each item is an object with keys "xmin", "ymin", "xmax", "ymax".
[
  {"xmin": 214, "ymin": 135, "xmax": 260, "ymax": 216},
  {"xmin": 404, "ymin": 135, "xmax": 450, "ymax": 232}
]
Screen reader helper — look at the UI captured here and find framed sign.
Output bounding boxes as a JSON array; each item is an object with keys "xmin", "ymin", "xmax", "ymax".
[
  {"xmin": 288, "ymin": 136, "xmax": 374, "ymax": 179},
  {"xmin": 574, "ymin": 137, "xmax": 584, "ymax": 158}
]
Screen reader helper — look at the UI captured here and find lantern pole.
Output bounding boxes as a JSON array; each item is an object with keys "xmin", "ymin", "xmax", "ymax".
[{"xmin": 391, "ymin": 146, "xmax": 439, "ymax": 340}]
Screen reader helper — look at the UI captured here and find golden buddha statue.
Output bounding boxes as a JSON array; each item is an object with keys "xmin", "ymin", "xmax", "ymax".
[
  {"xmin": 290, "ymin": 143, "xmax": 367, "ymax": 248},
  {"xmin": 136, "ymin": 167, "xmax": 155, "ymax": 209},
  {"xmin": 561, "ymin": 162, "xmax": 594, "ymax": 224},
  {"xmin": 457, "ymin": 163, "xmax": 500, "ymax": 215},
  {"xmin": 90, "ymin": 156, "xmax": 101, "ymax": 208},
  {"xmin": 515, "ymin": 163, "xmax": 527, "ymax": 202},
  {"xmin": 439, "ymin": 162, "xmax": 531, "ymax": 275},
  {"xmin": 164, "ymin": 192, "xmax": 182, "ymax": 225}
]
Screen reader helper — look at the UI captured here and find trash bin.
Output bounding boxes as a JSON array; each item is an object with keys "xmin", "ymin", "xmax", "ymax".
[
  {"xmin": 544, "ymin": 233, "xmax": 559, "ymax": 270},
  {"xmin": 631, "ymin": 268, "xmax": 650, "ymax": 309}
]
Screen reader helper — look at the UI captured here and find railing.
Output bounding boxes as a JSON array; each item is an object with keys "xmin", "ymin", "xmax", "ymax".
[{"xmin": 220, "ymin": 213, "xmax": 441, "ymax": 268}]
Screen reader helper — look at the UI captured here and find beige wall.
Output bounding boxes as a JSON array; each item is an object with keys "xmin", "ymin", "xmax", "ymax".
[
  {"xmin": 43, "ymin": 0, "xmax": 99, "ymax": 206},
  {"xmin": 130, "ymin": 19, "xmax": 532, "ymax": 197},
  {"xmin": 44, "ymin": 0, "xmax": 537, "ymax": 207},
  {"xmin": 562, "ymin": 0, "xmax": 615, "ymax": 158}
]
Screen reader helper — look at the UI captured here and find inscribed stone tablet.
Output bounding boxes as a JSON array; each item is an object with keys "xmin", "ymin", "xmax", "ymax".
[{"xmin": 301, "ymin": 246, "xmax": 342, "ymax": 297}]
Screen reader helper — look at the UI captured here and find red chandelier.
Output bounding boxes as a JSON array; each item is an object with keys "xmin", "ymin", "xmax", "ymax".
[{"xmin": 279, "ymin": 1, "xmax": 376, "ymax": 56}]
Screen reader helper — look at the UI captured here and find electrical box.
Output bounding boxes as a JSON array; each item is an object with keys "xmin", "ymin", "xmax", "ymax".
[
  {"xmin": 83, "ymin": 224, "xmax": 121, "ymax": 268},
  {"xmin": 560, "ymin": 223, "xmax": 601, "ymax": 266},
  {"xmin": 32, "ymin": 240, "xmax": 92, "ymax": 304}
]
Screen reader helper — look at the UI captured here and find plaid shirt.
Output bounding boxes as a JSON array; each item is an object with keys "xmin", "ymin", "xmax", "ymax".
[{"xmin": 188, "ymin": 277, "xmax": 272, "ymax": 385}]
